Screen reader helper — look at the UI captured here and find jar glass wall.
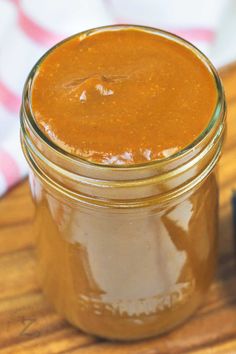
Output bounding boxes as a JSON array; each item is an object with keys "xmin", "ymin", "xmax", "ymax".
[{"xmin": 20, "ymin": 25, "xmax": 226, "ymax": 341}]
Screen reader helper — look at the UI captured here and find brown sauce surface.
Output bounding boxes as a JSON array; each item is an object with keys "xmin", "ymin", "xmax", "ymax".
[{"xmin": 31, "ymin": 28, "xmax": 217, "ymax": 165}]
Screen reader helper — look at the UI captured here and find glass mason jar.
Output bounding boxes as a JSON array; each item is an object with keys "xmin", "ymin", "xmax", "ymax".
[{"xmin": 20, "ymin": 25, "xmax": 226, "ymax": 341}]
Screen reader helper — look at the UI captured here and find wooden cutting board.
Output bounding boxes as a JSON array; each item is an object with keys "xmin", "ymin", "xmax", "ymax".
[{"xmin": 0, "ymin": 64, "xmax": 236, "ymax": 354}]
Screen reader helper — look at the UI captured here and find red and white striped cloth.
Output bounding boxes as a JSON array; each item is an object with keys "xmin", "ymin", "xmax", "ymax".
[{"xmin": 0, "ymin": 0, "xmax": 229, "ymax": 196}]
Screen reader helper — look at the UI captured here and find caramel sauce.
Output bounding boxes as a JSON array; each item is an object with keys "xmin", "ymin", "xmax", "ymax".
[{"xmin": 32, "ymin": 29, "xmax": 217, "ymax": 165}]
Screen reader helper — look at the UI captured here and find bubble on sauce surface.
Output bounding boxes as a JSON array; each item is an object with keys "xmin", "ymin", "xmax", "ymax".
[
  {"xmin": 142, "ymin": 148, "xmax": 152, "ymax": 161},
  {"xmin": 95, "ymin": 84, "xmax": 114, "ymax": 96},
  {"xmin": 64, "ymin": 73, "xmax": 129, "ymax": 103},
  {"xmin": 161, "ymin": 147, "xmax": 179, "ymax": 158},
  {"xmin": 79, "ymin": 90, "xmax": 87, "ymax": 102},
  {"xmin": 102, "ymin": 151, "xmax": 134, "ymax": 165}
]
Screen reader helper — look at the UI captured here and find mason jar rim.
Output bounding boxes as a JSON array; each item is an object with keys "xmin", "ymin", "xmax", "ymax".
[{"xmin": 21, "ymin": 24, "xmax": 225, "ymax": 172}]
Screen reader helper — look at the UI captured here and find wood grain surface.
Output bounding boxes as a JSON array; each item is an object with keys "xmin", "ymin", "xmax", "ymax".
[{"xmin": 0, "ymin": 64, "xmax": 236, "ymax": 354}]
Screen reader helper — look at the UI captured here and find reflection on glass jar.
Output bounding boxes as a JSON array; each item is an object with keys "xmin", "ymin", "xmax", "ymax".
[{"xmin": 29, "ymin": 171, "xmax": 218, "ymax": 340}]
